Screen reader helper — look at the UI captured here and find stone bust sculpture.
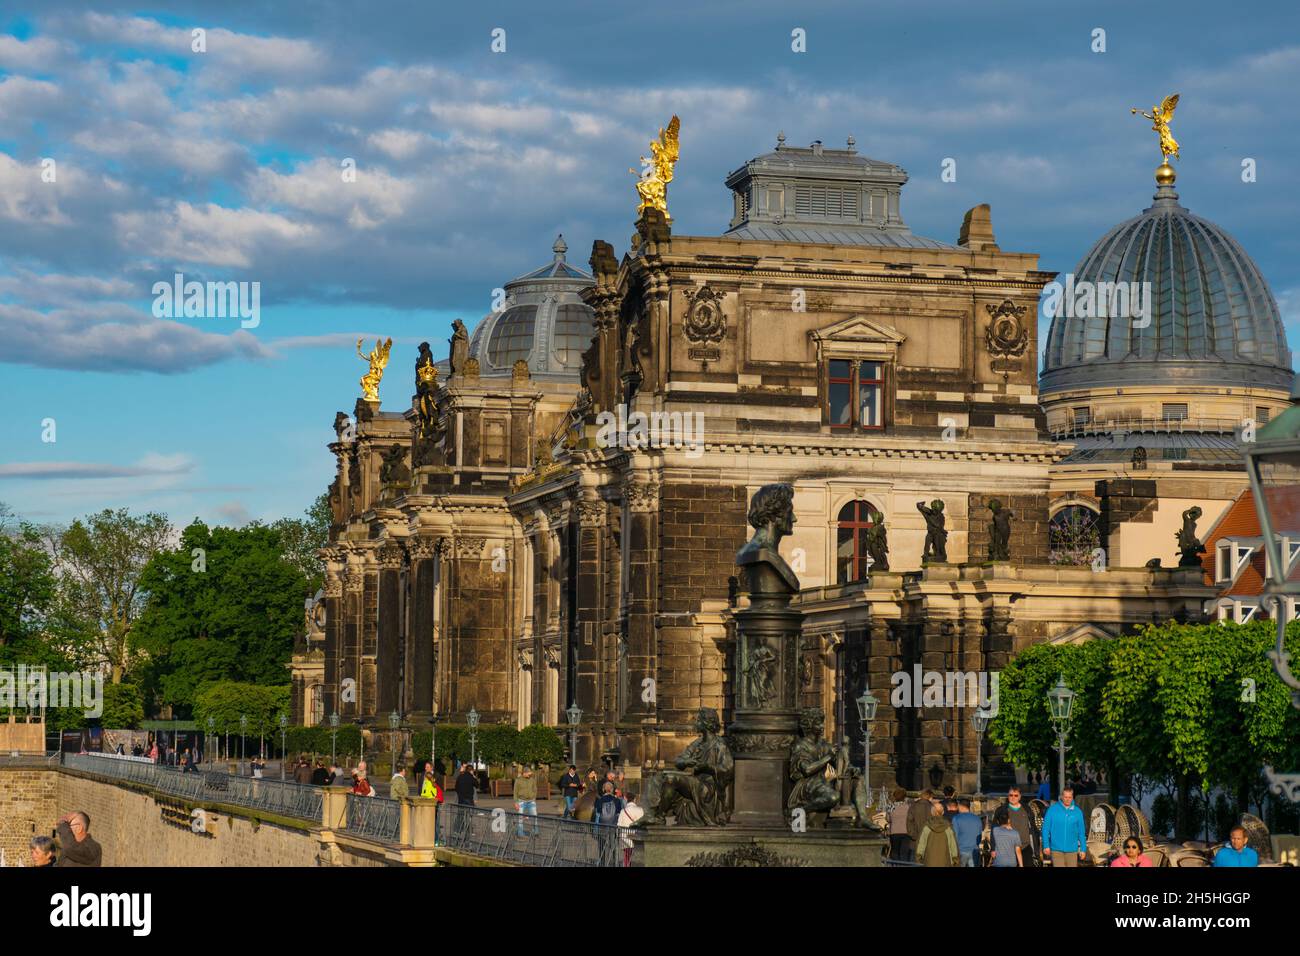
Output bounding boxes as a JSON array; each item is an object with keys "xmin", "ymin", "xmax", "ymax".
[{"xmin": 735, "ymin": 482, "xmax": 799, "ymax": 596}]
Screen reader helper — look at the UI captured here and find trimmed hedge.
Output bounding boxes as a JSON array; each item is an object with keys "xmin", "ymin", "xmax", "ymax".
[{"xmin": 409, "ymin": 723, "xmax": 564, "ymax": 766}]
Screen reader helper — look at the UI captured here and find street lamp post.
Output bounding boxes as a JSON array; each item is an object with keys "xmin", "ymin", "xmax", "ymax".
[
  {"xmin": 566, "ymin": 703, "xmax": 582, "ymax": 770},
  {"xmin": 206, "ymin": 716, "xmax": 214, "ymax": 766},
  {"xmin": 239, "ymin": 714, "xmax": 248, "ymax": 776},
  {"xmin": 278, "ymin": 714, "xmax": 289, "ymax": 782},
  {"xmin": 427, "ymin": 715, "xmax": 438, "ymax": 784},
  {"xmin": 855, "ymin": 688, "xmax": 878, "ymax": 792},
  {"xmin": 355, "ymin": 719, "xmax": 365, "ymax": 770},
  {"xmin": 970, "ymin": 707, "xmax": 992, "ymax": 797},
  {"xmin": 1242, "ymin": 389, "xmax": 1300, "ymax": 802},
  {"xmin": 465, "ymin": 709, "xmax": 478, "ymax": 769},
  {"xmin": 1046, "ymin": 674, "xmax": 1076, "ymax": 801},
  {"xmin": 388, "ymin": 710, "xmax": 401, "ymax": 779},
  {"xmin": 329, "ymin": 712, "xmax": 340, "ymax": 768}
]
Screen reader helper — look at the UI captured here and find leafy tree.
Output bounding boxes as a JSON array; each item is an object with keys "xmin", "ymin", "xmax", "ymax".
[
  {"xmin": 51, "ymin": 508, "xmax": 172, "ymax": 683},
  {"xmin": 270, "ymin": 492, "xmax": 330, "ymax": 596},
  {"xmin": 0, "ymin": 503, "xmax": 59, "ymax": 661},
  {"xmin": 192, "ymin": 681, "xmax": 291, "ymax": 737},
  {"xmin": 100, "ymin": 682, "xmax": 145, "ymax": 728},
  {"xmin": 516, "ymin": 724, "xmax": 565, "ymax": 765},
  {"xmin": 135, "ymin": 521, "xmax": 308, "ymax": 714}
]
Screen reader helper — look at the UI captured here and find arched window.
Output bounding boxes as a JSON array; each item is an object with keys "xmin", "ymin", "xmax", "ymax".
[
  {"xmin": 837, "ymin": 500, "xmax": 879, "ymax": 583},
  {"xmin": 1048, "ymin": 505, "xmax": 1101, "ymax": 566}
]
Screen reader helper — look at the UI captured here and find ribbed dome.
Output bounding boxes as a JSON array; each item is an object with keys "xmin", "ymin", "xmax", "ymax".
[
  {"xmin": 465, "ymin": 235, "xmax": 595, "ymax": 379},
  {"xmin": 1040, "ymin": 181, "xmax": 1292, "ymax": 394}
]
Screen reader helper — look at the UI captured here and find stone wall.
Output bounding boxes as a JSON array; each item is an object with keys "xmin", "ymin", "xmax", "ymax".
[
  {"xmin": 967, "ymin": 492, "xmax": 1051, "ymax": 564},
  {"xmin": 0, "ymin": 767, "xmax": 58, "ymax": 864}
]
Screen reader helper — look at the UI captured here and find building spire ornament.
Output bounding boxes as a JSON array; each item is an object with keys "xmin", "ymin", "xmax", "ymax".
[
  {"xmin": 631, "ymin": 115, "xmax": 680, "ymax": 219},
  {"xmin": 356, "ymin": 336, "xmax": 393, "ymax": 402},
  {"xmin": 1131, "ymin": 92, "xmax": 1180, "ymax": 186}
]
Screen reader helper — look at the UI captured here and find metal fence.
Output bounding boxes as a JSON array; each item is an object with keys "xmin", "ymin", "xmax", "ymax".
[
  {"xmin": 435, "ymin": 801, "xmax": 624, "ymax": 867},
  {"xmin": 346, "ymin": 793, "xmax": 402, "ymax": 843},
  {"xmin": 63, "ymin": 752, "xmax": 323, "ymax": 823}
]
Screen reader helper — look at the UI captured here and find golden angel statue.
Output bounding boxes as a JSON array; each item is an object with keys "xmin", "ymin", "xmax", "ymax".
[
  {"xmin": 357, "ymin": 336, "xmax": 393, "ymax": 402},
  {"xmin": 630, "ymin": 115, "xmax": 681, "ymax": 217},
  {"xmin": 1131, "ymin": 93, "xmax": 1180, "ymax": 163}
]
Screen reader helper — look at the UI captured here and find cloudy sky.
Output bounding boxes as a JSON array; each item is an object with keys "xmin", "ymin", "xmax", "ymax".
[{"xmin": 2, "ymin": 1, "xmax": 1298, "ymax": 526}]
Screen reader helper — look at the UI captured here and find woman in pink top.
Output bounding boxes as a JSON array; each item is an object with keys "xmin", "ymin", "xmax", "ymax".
[{"xmin": 1110, "ymin": 837, "xmax": 1153, "ymax": 867}]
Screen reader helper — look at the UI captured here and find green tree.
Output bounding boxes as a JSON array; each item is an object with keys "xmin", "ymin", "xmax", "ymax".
[
  {"xmin": 0, "ymin": 503, "xmax": 59, "ymax": 662},
  {"xmin": 516, "ymin": 724, "xmax": 565, "ymax": 765},
  {"xmin": 270, "ymin": 492, "xmax": 330, "ymax": 595},
  {"xmin": 135, "ymin": 521, "xmax": 308, "ymax": 714},
  {"xmin": 100, "ymin": 682, "xmax": 145, "ymax": 728},
  {"xmin": 192, "ymin": 681, "xmax": 291, "ymax": 738},
  {"xmin": 51, "ymin": 508, "xmax": 173, "ymax": 683}
]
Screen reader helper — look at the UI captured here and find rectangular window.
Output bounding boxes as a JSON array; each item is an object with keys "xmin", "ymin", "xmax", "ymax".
[
  {"xmin": 1162, "ymin": 403, "xmax": 1189, "ymax": 421},
  {"xmin": 483, "ymin": 419, "xmax": 507, "ymax": 466},
  {"xmin": 767, "ymin": 188, "xmax": 784, "ymax": 215},
  {"xmin": 1257, "ymin": 406, "xmax": 1271, "ymax": 424},
  {"xmin": 826, "ymin": 359, "xmax": 887, "ymax": 431},
  {"xmin": 858, "ymin": 361, "xmax": 883, "ymax": 429},
  {"xmin": 1217, "ymin": 543, "xmax": 1234, "ymax": 584},
  {"xmin": 1073, "ymin": 406, "xmax": 1091, "ymax": 427}
]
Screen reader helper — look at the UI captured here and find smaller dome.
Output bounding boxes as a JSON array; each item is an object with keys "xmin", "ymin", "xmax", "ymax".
[{"xmin": 466, "ymin": 235, "xmax": 595, "ymax": 379}]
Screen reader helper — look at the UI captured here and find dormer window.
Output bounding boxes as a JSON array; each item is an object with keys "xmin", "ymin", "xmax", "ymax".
[
  {"xmin": 1264, "ymin": 534, "xmax": 1300, "ymax": 580},
  {"xmin": 1215, "ymin": 539, "xmax": 1255, "ymax": 584}
]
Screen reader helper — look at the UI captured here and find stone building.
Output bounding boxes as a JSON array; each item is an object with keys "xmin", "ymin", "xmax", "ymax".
[{"xmin": 296, "ymin": 134, "xmax": 1298, "ymax": 793}]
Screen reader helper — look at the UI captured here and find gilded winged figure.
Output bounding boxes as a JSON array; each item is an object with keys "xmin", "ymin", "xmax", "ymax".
[
  {"xmin": 357, "ymin": 336, "xmax": 393, "ymax": 402},
  {"xmin": 1131, "ymin": 93, "xmax": 1180, "ymax": 162},
  {"xmin": 631, "ymin": 115, "xmax": 681, "ymax": 216}
]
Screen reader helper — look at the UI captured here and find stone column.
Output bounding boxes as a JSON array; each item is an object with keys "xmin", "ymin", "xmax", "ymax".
[
  {"xmin": 407, "ymin": 536, "xmax": 442, "ymax": 715},
  {"xmin": 341, "ymin": 562, "xmax": 366, "ymax": 718},
  {"xmin": 729, "ymin": 564, "xmax": 804, "ymax": 829},
  {"xmin": 621, "ymin": 475, "xmax": 660, "ymax": 770},
  {"xmin": 572, "ymin": 492, "xmax": 607, "ymax": 766},
  {"xmin": 321, "ymin": 549, "xmax": 344, "ymax": 719},
  {"xmin": 375, "ymin": 543, "xmax": 404, "ymax": 716}
]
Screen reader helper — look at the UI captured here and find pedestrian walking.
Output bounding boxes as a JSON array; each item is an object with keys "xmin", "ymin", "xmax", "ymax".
[
  {"xmin": 989, "ymin": 807, "xmax": 1023, "ymax": 867},
  {"xmin": 592, "ymin": 782, "xmax": 624, "ymax": 827},
  {"xmin": 887, "ymin": 788, "xmax": 913, "ymax": 861},
  {"xmin": 951, "ymin": 798, "xmax": 982, "ymax": 867},
  {"xmin": 455, "ymin": 763, "xmax": 478, "ymax": 806},
  {"xmin": 390, "ymin": 767, "xmax": 410, "ymax": 799},
  {"xmin": 906, "ymin": 788, "xmax": 933, "ymax": 848},
  {"xmin": 617, "ymin": 791, "xmax": 644, "ymax": 866},
  {"xmin": 311, "ymin": 760, "xmax": 330, "ymax": 786},
  {"xmin": 351, "ymin": 772, "xmax": 374, "ymax": 797},
  {"xmin": 1003, "ymin": 786, "xmax": 1036, "ymax": 863},
  {"xmin": 917, "ymin": 801, "xmax": 959, "ymax": 867},
  {"xmin": 294, "ymin": 757, "xmax": 313, "ymax": 785},
  {"xmin": 1041, "ymin": 786, "xmax": 1086, "ymax": 867},
  {"xmin": 421, "ymin": 762, "xmax": 444, "ymax": 802},
  {"xmin": 514, "ymin": 766, "xmax": 539, "ymax": 836},
  {"xmin": 559, "ymin": 764, "xmax": 582, "ymax": 818}
]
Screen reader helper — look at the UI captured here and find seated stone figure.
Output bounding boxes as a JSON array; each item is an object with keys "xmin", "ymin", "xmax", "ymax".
[
  {"xmin": 787, "ymin": 708, "xmax": 881, "ymax": 830},
  {"xmin": 641, "ymin": 707, "xmax": 734, "ymax": 826}
]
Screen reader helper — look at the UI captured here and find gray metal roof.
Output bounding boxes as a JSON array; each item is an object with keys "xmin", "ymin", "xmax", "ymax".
[{"xmin": 723, "ymin": 222, "xmax": 957, "ymax": 250}]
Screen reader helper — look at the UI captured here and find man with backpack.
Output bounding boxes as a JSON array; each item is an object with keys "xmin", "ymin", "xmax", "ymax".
[{"xmin": 593, "ymin": 781, "xmax": 623, "ymax": 827}]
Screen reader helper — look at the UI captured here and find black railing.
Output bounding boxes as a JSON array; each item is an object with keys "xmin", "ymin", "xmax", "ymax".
[{"xmin": 436, "ymin": 801, "xmax": 624, "ymax": 867}]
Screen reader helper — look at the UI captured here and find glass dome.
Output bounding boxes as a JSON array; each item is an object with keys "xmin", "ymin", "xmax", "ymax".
[
  {"xmin": 466, "ymin": 235, "xmax": 595, "ymax": 379},
  {"xmin": 1041, "ymin": 179, "xmax": 1292, "ymax": 395}
]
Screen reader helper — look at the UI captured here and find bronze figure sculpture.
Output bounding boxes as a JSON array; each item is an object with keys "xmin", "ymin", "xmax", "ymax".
[
  {"xmin": 1177, "ymin": 505, "xmax": 1206, "ymax": 567},
  {"xmin": 864, "ymin": 508, "xmax": 889, "ymax": 572},
  {"xmin": 787, "ymin": 708, "xmax": 880, "ymax": 830},
  {"xmin": 736, "ymin": 482, "xmax": 798, "ymax": 595},
  {"xmin": 918, "ymin": 499, "xmax": 948, "ymax": 563},
  {"xmin": 641, "ymin": 707, "xmax": 734, "ymax": 826},
  {"xmin": 449, "ymin": 319, "xmax": 469, "ymax": 377},
  {"xmin": 988, "ymin": 499, "xmax": 1013, "ymax": 561}
]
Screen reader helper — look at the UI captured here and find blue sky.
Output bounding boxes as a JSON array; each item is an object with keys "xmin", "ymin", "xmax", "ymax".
[{"xmin": 2, "ymin": 1, "xmax": 1299, "ymax": 526}]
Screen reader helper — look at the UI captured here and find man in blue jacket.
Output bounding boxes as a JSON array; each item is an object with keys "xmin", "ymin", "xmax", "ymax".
[
  {"xmin": 1041, "ymin": 787, "xmax": 1086, "ymax": 867},
  {"xmin": 1213, "ymin": 827, "xmax": 1259, "ymax": 867}
]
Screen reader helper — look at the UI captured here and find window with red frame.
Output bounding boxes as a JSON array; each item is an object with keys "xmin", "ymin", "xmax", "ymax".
[
  {"xmin": 837, "ymin": 500, "xmax": 879, "ymax": 583},
  {"xmin": 827, "ymin": 359, "xmax": 885, "ymax": 430}
]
